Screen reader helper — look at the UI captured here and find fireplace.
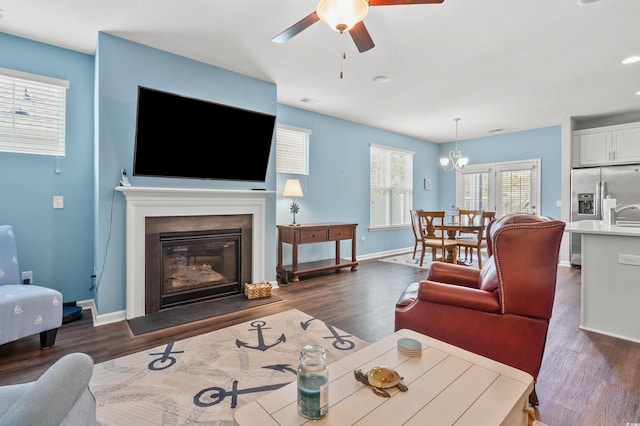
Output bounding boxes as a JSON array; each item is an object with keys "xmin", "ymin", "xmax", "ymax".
[
  {"xmin": 160, "ymin": 230, "xmax": 240, "ymax": 306},
  {"xmin": 144, "ymin": 214, "xmax": 251, "ymax": 313},
  {"xmin": 116, "ymin": 186, "xmax": 272, "ymax": 320}
]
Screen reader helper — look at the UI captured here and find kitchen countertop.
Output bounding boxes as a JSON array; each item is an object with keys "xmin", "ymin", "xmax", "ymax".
[{"xmin": 566, "ymin": 220, "xmax": 640, "ymax": 237}]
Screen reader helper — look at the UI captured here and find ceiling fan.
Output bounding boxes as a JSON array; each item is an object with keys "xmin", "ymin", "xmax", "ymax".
[{"xmin": 272, "ymin": 0, "xmax": 445, "ymax": 53}]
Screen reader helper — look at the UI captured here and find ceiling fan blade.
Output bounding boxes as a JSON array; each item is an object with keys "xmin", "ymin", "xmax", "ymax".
[
  {"xmin": 349, "ymin": 21, "xmax": 375, "ymax": 53},
  {"xmin": 272, "ymin": 11, "xmax": 320, "ymax": 44},
  {"xmin": 369, "ymin": 0, "xmax": 444, "ymax": 5}
]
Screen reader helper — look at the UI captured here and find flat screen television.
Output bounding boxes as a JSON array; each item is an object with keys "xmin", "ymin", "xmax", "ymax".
[{"xmin": 133, "ymin": 86, "xmax": 276, "ymax": 182}]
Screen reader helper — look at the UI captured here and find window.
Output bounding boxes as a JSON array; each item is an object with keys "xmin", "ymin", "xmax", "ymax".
[
  {"xmin": 497, "ymin": 165, "xmax": 535, "ymax": 214},
  {"xmin": 456, "ymin": 159, "xmax": 540, "ymax": 217},
  {"xmin": 370, "ymin": 144, "xmax": 414, "ymax": 228},
  {"xmin": 276, "ymin": 124, "xmax": 310, "ymax": 175},
  {"xmin": 460, "ymin": 169, "xmax": 490, "ymax": 210},
  {"xmin": 0, "ymin": 67, "xmax": 69, "ymax": 156}
]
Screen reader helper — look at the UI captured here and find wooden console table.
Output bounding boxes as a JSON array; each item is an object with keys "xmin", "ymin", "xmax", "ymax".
[{"xmin": 276, "ymin": 223, "xmax": 358, "ymax": 283}]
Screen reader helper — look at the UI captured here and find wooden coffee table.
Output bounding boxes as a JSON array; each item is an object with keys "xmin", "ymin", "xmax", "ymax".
[{"xmin": 233, "ymin": 329, "xmax": 534, "ymax": 425}]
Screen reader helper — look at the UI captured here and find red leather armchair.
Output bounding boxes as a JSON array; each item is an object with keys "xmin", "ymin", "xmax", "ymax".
[{"xmin": 395, "ymin": 213, "xmax": 565, "ymax": 406}]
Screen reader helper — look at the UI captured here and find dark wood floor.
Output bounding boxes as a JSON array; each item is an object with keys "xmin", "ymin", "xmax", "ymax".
[{"xmin": 1, "ymin": 257, "xmax": 639, "ymax": 425}]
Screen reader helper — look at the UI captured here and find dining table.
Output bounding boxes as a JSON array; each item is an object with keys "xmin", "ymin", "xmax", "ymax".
[{"xmin": 441, "ymin": 222, "xmax": 483, "ymax": 264}]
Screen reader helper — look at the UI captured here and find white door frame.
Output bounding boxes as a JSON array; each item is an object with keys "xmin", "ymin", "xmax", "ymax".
[{"xmin": 456, "ymin": 159, "xmax": 541, "ymax": 217}]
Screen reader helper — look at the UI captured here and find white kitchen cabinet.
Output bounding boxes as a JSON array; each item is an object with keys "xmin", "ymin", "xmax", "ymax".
[
  {"xmin": 613, "ymin": 126, "xmax": 640, "ymax": 162},
  {"xmin": 573, "ymin": 122, "xmax": 640, "ymax": 167}
]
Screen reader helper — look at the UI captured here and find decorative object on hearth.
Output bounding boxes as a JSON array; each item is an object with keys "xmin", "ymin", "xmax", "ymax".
[
  {"xmin": 91, "ymin": 309, "xmax": 368, "ymax": 425},
  {"xmin": 272, "ymin": 0, "xmax": 444, "ymax": 54},
  {"xmin": 244, "ymin": 281, "xmax": 272, "ymax": 299},
  {"xmin": 283, "ymin": 178, "xmax": 304, "ymax": 225},
  {"xmin": 440, "ymin": 117, "xmax": 469, "ymax": 172}
]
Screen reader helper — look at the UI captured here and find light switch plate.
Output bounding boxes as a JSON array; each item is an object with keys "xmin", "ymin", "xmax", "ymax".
[{"xmin": 53, "ymin": 196, "xmax": 64, "ymax": 209}]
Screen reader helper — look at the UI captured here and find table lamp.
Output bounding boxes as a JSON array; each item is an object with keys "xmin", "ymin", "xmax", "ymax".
[{"xmin": 283, "ymin": 179, "xmax": 304, "ymax": 225}]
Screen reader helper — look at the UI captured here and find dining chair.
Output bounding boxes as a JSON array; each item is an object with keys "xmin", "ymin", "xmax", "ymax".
[
  {"xmin": 456, "ymin": 209, "xmax": 483, "ymax": 237},
  {"xmin": 417, "ymin": 211, "xmax": 458, "ymax": 267},
  {"xmin": 455, "ymin": 209, "xmax": 482, "ymax": 264},
  {"xmin": 409, "ymin": 209, "xmax": 424, "ymax": 259},
  {"xmin": 456, "ymin": 210, "xmax": 496, "ymax": 268}
]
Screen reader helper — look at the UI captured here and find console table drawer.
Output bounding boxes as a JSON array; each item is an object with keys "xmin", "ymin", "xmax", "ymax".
[
  {"xmin": 299, "ymin": 229, "xmax": 329, "ymax": 243},
  {"xmin": 329, "ymin": 226, "xmax": 354, "ymax": 240}
]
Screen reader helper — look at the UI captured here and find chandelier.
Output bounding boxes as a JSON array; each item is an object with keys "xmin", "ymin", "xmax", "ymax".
[{"xmin": 440, "ymin": 118, "xmax": 469, "ymax": 172}]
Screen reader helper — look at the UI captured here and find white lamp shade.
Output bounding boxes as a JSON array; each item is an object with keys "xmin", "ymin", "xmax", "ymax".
[
  {"xmin": 283, "ymin": 179, "xmax": 304, "ymax": 197},
  {"xmin": 316, "ymin": 0, "xmax": 369, "ymax": 32}
]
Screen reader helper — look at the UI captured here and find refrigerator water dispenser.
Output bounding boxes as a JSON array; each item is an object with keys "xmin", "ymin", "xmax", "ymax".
[{"xmin": 577, "ymin": 193, "xmax": 594, "ymax": 215}]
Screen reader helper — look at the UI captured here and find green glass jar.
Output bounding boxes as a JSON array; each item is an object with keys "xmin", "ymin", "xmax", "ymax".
[{"xmin": 297, "ymin": 344, "xmax": 329, "ymax": 420}]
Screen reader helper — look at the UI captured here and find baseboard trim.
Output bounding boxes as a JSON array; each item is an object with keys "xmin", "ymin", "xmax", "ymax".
[{"xmin": 75, "ymin": 299, "xmax": 126, "ymax": 327}]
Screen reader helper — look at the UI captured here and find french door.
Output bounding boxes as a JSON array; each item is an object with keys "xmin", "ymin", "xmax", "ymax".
[{"xmin": 455, "ymin": 159, "xmax": 541, "ymax": 218}]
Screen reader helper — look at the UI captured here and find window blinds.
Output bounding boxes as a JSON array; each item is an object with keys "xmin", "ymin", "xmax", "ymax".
[
  {"xmin": 0, "ymin": 68, "xmax": 68, "ymax": 156},
  {"xmin": 499, "ymin": 169, "xmax": 533, "ymax": 214},
  {"xmin": 276, "ymin": 124, "xmax": 310, "ymax": 175},
  {"xmin": 369, "ymin": 143, "xmax": 414, "ymax": 227}
]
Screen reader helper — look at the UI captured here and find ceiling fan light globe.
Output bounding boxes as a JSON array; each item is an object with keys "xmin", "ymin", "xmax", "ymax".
[{"xmin": 316, "ymin": 0, "xmax": 369, "ymax": 33}]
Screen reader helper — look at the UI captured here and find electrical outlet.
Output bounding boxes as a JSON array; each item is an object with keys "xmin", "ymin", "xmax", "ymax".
[
  {"xmin": 21, "ymin": 271, "xmax": 33, "ymax": 284},
  {"xmin": 618, "ymin": 254, "xmax": 640, "ymax": 266}
]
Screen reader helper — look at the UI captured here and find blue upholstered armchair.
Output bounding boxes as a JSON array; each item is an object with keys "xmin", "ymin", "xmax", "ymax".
[
  {"xmin": 0, "ymin": 352, "xmax": 97, "ymax": 425},
  {"xmin": 0, "ymin": 225, "xmax": 63, "ymax": 347}
]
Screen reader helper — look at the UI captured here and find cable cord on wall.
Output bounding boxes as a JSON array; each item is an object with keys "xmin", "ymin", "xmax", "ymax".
[{"xmin": 95, "ymin": 189, "xmax": 116, "ymax": 293}]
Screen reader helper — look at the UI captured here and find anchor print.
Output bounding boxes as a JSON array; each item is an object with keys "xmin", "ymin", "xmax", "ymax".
[
  {"xmin": 148, "ymin": 342, "xmax": 184, "ymax": 371},
  {"xmin": 194, "ymin": 379, "xmax": 289, "ymax": 409},
  {"xmin": 262, "ymin": 364, "xmax": 297, "ymax": 375},
  {"xmin": 194, "ymin": 364, "xmax": 296, "ymax": 408},
  {"xmin": 300, "ymin": 318, "xmax": 355, "ymax": 350},
  {"xmin": 235, "ymin": 320, "xmax": 286, "ymax": 351}
]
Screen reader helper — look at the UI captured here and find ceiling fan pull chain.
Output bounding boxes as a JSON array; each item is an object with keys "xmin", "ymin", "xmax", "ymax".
[{"xmin": 339, "ymin": 35, "xmax": 346, "ymax": 79}]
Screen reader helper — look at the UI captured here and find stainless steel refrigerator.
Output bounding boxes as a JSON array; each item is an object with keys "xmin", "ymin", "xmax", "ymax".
[{"xmin": 570, "ymin": 164, "xmax": 640, "ymax": 266}]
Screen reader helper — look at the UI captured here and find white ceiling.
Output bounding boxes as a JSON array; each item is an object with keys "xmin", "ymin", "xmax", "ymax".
[{"xmin": 1, "ymin": 0, "xmax": 639, "ymax": 143}]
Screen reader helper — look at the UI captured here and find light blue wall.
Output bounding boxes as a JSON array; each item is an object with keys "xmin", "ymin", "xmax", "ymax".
[
  {"xmin": 1, "ymin": 30, "xmax": 564, "ymax": 318},
  {"xmin": 275, "ymin": 104, "xmax": 441, "ymax": 261},
  {"xmin": 438, "ymin": 126, "xmax": 562, "ymax": 219},
  {"xmin": 94, "ymin": 33, "xmax": 278, "ymax": 314},
  {"xmin": 0, "ymin": 32, "xmax": 95, "ymax": 303}
]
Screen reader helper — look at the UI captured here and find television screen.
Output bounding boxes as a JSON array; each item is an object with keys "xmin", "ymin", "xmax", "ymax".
[{"xmin": 133, "ymin": 86, "xmax": 276, "ymax": 182}]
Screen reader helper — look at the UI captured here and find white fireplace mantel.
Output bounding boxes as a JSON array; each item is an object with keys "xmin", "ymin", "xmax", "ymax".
[{"xmin": 116, "ymin": 186, "xmax": 274, "ymax": 319}]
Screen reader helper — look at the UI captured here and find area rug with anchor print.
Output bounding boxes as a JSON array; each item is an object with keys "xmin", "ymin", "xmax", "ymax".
[{"xmin": 90, "ymin": 309, "xmax": 368, "ymax": 425}]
